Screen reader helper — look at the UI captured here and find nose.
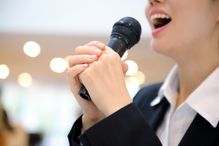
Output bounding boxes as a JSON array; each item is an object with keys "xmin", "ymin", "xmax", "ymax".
[{"xmin": 149, "ymin": 0, "xmax": 164, "ymax": 5}]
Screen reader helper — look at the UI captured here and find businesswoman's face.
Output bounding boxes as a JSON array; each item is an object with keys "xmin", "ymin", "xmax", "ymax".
[{"xmin": 145, "ymin": 0, "xmax": 219, "ymax": 61}]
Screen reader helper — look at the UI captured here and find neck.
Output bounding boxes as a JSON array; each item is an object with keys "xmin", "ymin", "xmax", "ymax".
[{"xmin": 175, "ymin": 45, "xmax": 219, "ymax": 108}]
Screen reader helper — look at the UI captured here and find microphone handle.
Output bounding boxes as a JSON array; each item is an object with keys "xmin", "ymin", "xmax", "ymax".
[
  {"xmin": 79, "ymin": 38, "xmax": 127, "ymax": 100},
  {"xmin": 79, "ymin": 85, "xmax": 91, "ymax": 100}
]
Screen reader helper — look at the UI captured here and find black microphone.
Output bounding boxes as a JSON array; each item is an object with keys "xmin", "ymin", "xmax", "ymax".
[{"xmin": 79, "ymin": 16, "xmax": 142, "ymax": 100}]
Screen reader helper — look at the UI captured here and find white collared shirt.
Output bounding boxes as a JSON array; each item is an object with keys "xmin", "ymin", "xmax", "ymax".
[{"xmin": 151, "ymin": 65, "xmax": 219, "ymax": 146}]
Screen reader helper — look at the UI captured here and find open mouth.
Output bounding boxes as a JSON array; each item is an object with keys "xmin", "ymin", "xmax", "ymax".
[{"xmin": 150, "ymin": 14, "xmax": 172, "ymax": 29}]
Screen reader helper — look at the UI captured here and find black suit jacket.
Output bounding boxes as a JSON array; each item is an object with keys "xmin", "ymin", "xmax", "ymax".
[{"xmin": 68, "ymin": 83, "xmax": 219, "ymax": 146}]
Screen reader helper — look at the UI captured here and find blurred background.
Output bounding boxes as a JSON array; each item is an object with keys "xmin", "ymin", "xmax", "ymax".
[{"xmin": 0, "ymin": 0, "xmax": 174, "ymax": 146}]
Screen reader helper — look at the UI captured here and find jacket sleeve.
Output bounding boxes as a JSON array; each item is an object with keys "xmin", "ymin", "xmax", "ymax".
[
  {"xmin": 68, "ymin": 103, "xmax": 162, "ymax": 146},
  {"xmin": 68, "ymin": 115, "xmax": 83, "ymax": 146}
]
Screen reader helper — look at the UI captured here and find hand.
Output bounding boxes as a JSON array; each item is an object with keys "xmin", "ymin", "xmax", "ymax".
[
  {"xmin": 67, "ymin": 41, "xmax": 106, "ymax": 131},
  {"xmin": 79, "ymin": 45, "xmax": 132, "ymax": 117}
]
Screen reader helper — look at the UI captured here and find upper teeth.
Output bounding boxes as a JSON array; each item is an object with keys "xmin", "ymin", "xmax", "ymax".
[{"xmin": 150, "ymin": 14, "xmax": 171, "ymax": 21}]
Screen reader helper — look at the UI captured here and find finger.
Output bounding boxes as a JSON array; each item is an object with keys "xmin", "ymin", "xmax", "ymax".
[
  {"xmin": 103, "ymin": 45, "xmax": 115, "ymax": 54},
  {"xmin": 74, "ymin": 41, "xmax": 106, "ymax": 56},
  {"xmin": 67, "ymin": 64, "xmax": 89, "ymax": 96},
  {"xmin": 67, "ymin": 64, "xmax": 89, "ymax": 82},
  {"xmin": 68, "ymin": 54, "xmax": 98, "ymax": 67},
  {"xmin": 85, "ymin": 41, "xmax": 106, "ymax": 50},
  {"xmin": 102, "ymin": 45, "xmax": 122, "ymax": 58},
  {"xmin": 74, "ymin": 45, "xmax": 103, "ymax": 56}
]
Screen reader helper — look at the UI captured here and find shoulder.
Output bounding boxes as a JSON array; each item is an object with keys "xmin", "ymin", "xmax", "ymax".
[{"xmin": 133, "ymin": 82, "xmax": 163, "ymax": 108}]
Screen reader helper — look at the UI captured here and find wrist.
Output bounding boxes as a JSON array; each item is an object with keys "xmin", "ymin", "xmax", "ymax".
[
  {"xmin": 104, "ymin": 98, "xmax": 132, "ymax": 117},
  {"xmin": 81, "ymin": 114, "xmax": 102, "ymax": 132}
]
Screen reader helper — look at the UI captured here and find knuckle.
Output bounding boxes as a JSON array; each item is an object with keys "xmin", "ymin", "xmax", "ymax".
[
  {"xmin": 113, "ymin": 52, "xmax": 121, "ymax": 59},
  {"xmin": 88, "ymin": 41, "xmax": 105, "ymax": 49},
  {"xmin": 96, "ymin": 41, "xmax": 105, "ymax": 48},
  {"xmin": 67, "ymin": 64, "xmax": 84, "ymax": 77},
  {"xmin": 99, "ymin": 53, "xmax": 120, "ymax": 63},
  {"xmin": 109, "ymin": 52, "xmax": 120, "ymax": 60},
  {"xmin": 74, "ymin": 45, "xmax": 83, "ymax": 53},
  {"xmin": 90, "ymin": 40, "xmax": 100, "ymax": 44}
]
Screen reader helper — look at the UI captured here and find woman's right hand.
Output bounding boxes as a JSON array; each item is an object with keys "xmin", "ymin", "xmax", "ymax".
[{"xmin": 67, "ymin": 41, "xmax": 106, "ymax": 131}]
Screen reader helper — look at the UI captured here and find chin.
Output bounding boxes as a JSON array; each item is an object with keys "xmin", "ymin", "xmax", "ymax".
[{"xmin": 150, "ymin": 40, "xmax": 170, "ymax": 55}]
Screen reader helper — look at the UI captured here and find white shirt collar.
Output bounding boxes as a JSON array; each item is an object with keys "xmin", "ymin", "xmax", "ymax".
[
  {"xmin": 186, "ymin": 67, "xmax": 219, "ymax": 127},
  {"xmin": 151, "ymin": 65, "xmax": 219, "ymax": 128},
  {"xmin": 150, "ymin": 65, "xmax": 179, "ymax": 107}
]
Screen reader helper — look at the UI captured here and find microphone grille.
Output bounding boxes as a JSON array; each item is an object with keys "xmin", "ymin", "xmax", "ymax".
[{"xmin": 111, "ymin": 17, "xmax": 142, "ymax": 49}]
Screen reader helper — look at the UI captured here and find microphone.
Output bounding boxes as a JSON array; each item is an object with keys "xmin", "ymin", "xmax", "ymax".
[{"xmin": 79, "ymin": 16, "xmax": 142, "ymax": 100}]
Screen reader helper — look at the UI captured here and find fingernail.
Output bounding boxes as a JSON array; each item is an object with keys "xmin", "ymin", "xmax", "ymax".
[{"xmin": 93, "ymin": 48, "xmax": 101, "ymax": 54}]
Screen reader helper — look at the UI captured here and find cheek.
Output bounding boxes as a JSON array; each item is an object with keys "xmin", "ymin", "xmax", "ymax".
[
  {"xmin": 180, "ymin": 17, "xmax": 214, "ymax": 45},
  {"xmin": 150, "ymin": 36, "xmax": 174, "ymax": 56},
  {"xmin": 174, "ymin": 1, "xmax": 216, "ymax": 41}
]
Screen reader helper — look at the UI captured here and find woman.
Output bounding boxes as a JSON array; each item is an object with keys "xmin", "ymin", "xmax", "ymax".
[{"xmin": 67, "ymin": 0, "xmax": 219, "ymax": 146}]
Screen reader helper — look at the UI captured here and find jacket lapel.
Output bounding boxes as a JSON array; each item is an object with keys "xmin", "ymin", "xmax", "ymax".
[
  {"xmin": 148, "ymin": 97, "xmax": 169, "ymax": 131},
  {"xmin": 179, "ymin": 114, "xmax": 219, "ymax": 146},
  {"xmin": 134, "ymin": 83, "xmax": 170, "ymax": 132},
  {"xmin": 135, "ymin": 83, "xmax": 219, "ymax": 145}
]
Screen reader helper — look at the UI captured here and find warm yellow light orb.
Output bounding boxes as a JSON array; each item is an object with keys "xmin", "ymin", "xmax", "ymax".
[
  {"xmin": 125, "ymin": 60, "xmax": 138, "ymax": 76},
  {"xmin": 23, "ymin": 41, "xmax": 41, "ymax": 57},
  {"xmin": 0, "ymin": 64, "xmax": 10, "ymax": 79},
  {"xmin": 50, "ymin": 57, "xmax": 67, "ymax": 73},
  {"xmin": 18, "ymin": 73, "xmax": 33, "ymax": 87}
]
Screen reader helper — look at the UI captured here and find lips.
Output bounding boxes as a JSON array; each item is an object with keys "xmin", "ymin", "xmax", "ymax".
[{"xmin": 149, "ymin": 9, "xmax": 172, "ymax": 30}]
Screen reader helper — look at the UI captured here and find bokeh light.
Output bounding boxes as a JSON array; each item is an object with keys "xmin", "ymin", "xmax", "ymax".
[
  {"xmin": 125, "ymin": 60, "xmax": 139, "ymax": 76},
  {"xmin": 0, "ymin": 64, "xmax": 10, "ymax": 79},
  {"xmin": 18, "ymin": 72, "xmax": 33, "ymax": 87},
  {"xmin": 50, "ymin": 57, "xmax": 67, "ymax": 73},
  {"xmin": 23, "ymin": 41, "xmax": 41, "ymax": 58},
  {"xmin": 135, "ymin": 71, "xmax": 146, "ymax": 85}
]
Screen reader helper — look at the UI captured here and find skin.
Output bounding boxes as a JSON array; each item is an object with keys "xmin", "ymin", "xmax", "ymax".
[
  {"xmin": 67, "ymin": 0, "xmax": 219, "ymax": 131},
  {"xmin": 67, "ymin": 41, "xmax": 130, "ymax": 131},
  {"xmin": 145, "ymin": 0, "xmax": 219, "ymax": 107}
]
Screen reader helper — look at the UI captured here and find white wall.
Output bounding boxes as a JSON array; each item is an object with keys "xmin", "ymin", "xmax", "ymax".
[{"xmin": 0, "ymin": 0, "xmax": 151, "ymax": 36}]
